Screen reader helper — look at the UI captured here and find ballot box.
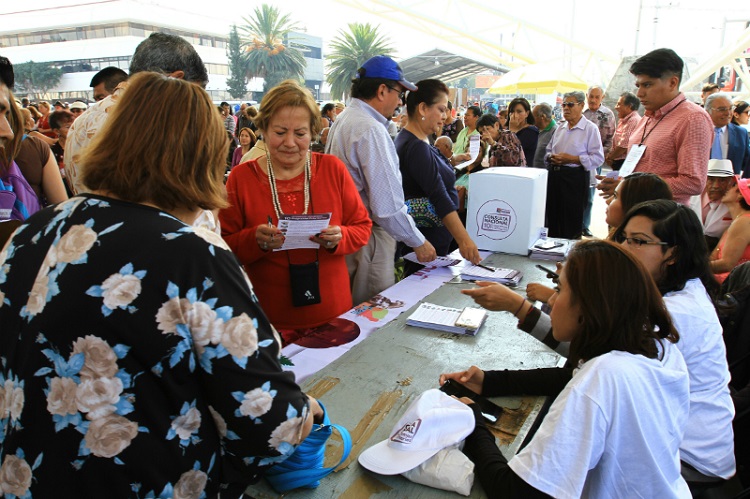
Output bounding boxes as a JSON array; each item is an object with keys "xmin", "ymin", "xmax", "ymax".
[{"xmin": 467, "ymin": 167, "xmax": 548, "ymax": 255}]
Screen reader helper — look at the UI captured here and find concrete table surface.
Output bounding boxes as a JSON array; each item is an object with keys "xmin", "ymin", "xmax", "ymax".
[{"xmin": 248, "ymin": 253, "xmax": 565, "ymax": 498}]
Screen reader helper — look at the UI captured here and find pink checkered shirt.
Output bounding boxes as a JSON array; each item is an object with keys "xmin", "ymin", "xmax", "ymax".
[
  {"xmin": 628, "ymin": 93, "xmax": 712, "ymax": 204},
  {"xmin": 612, "ymin": 110, "xmax": 642, "ymax": 160}
]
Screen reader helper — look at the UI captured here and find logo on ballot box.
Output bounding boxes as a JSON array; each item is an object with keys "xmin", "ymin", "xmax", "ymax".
[
  {"xmin": 390, "ymin": 419, "xmax": 422, "ymax": 445},
  {"xmin": 475, "ymin": 200, "xmax": 517, "ymax": 240}
]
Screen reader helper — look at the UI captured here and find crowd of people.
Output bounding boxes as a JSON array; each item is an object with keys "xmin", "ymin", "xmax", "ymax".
[{"xmin": 1, "ymin": 35, "xmax": 749, "ymax": 497}]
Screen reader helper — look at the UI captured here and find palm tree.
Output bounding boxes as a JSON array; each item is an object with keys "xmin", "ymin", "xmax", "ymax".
[
  {"xmin": 239, "ymin": 4, "xmax": 306, "ymax": 94},
  {"xmin": 326, "ymin": 23, "xmax": 394, "ymax": 101}
]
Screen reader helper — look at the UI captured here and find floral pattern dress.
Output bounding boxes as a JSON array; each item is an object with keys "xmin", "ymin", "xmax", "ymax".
[{"xmin": 0, "ymin": 194, "xmax": 309, "ymax": 498}]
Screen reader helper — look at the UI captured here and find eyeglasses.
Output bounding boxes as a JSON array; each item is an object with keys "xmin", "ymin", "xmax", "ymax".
[
  {"xmin": 621, "ymin": 237, "xmax": 669, "ymax": 247},
  {"xmin": 711, "ymin": 106, "xmax": 732, "ymax": 113},
  {"xmin": 385, "ymin": 85, "xmax": 406, "ymax": 101},
  {"xmin": 561, "ymin": 102, "xmax": 579, "ymax": 108}
]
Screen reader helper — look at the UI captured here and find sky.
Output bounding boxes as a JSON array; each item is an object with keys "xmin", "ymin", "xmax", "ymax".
[
  {"xmin": 3, "ymin": 0, "xmax": 750, "ymax": 85},
  {"xmin": 198, "ymin": 0, "xmax": 750, "ymax": 87}
]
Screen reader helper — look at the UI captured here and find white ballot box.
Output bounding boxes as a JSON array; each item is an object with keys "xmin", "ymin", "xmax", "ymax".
[{"xmin": 467, "ymin": 167, "xmax": 548, "ymax": 255}]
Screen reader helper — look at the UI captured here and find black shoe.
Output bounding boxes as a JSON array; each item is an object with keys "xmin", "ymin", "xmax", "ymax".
[{"xmin": 581, "ymin": 229, "xmax": 593, "ymax": 237}]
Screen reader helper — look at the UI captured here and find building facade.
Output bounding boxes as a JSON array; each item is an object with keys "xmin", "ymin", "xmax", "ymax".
[{"xmin": 0, "ymin": 1, "xmax": 323, "ymax": 102}]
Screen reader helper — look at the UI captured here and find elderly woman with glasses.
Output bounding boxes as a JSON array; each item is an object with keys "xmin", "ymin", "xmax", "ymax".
[{"xmin": 543, "ymin": 91, "xmax": 604, "ymax": 239}]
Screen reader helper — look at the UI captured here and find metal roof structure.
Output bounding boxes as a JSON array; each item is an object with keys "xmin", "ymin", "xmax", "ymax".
[{"xmin": 398, "ymin": 49, "xmax": 508, "ymax": 83}]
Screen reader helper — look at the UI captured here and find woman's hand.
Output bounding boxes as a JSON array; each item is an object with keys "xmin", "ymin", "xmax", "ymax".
[
  {"xmin": 255, "ymin": 223, "xmax": 284, "ymax": 251},
  {"xmin": 439, "ymin": 365, "xmax": 485, "ymax": 396},
  {"xmin": 480, "ymin": 129, "xmax": 496, "ymax": 147},
  {"xmin": 462, "ymin": 281, "xmax": 524, "ymax": 313},
  {"xmin": 310, "ymin": 225, "xmax": 342, "ymax": 250},
  {"xmin": 458, "ymin": 238, "xmax": 481, "ymax": 265},
  {"xmin": 526, "ymin": 283, "xmax": 556, "ymax": 303}
]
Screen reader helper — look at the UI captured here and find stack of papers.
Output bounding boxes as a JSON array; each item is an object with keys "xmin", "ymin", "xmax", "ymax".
[
  {"xmin": 402, "ymin": 252, "xmax": 461, "ymax": 267},
  {"xmin": 406, "ymin": 303, "xmax": 488, "ymax": 336},
  {"xmin": 529, "ymin": 238, "xmax": 573, "ymax": 261},
  {"xmin": 460, "ymin": 264, "xmax": 523, "ymax": 286}
]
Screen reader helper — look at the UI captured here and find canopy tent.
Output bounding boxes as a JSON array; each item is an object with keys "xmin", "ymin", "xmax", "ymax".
[
  {"xmin": 398, "ymin": 49, "xmax": 507, "ymax": 83},
  {"xmin": 488, "ymin": 64, "xmax": 588, "ymax": 94}
]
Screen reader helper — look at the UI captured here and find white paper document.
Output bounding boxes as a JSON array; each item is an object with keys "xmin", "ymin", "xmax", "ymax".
[
  {"xmin": 460, "ymin": 265, "xmax": 523, "ymax": 286},
  {"xmin": 275, "ymin": 213, "xmax": 332, "ymax": 251},
  {"xmin": 402, "ymin": 252, "xmax": 461, "ymax": 267},
  {"xmin": 406, "ymin": 302, "xmax": 487, "ymax": 336},
  {"xmin": 455, "ymin": 134, "xmax": 483, "ymax": 170}
]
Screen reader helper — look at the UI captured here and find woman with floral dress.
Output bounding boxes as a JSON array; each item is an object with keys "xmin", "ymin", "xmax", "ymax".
[{"xmin": 0, "ymin": 72, "xmax": 322, "ymax": 498}]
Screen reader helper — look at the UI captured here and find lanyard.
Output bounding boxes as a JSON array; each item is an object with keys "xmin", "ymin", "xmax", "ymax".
[{"xmin": 639, "ymin": 98, "xmax": 685, "ymax": 145}]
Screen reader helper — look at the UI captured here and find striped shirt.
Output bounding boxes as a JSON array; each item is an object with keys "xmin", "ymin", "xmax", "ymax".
[
  {"xmin": 612, "ymin": 110, "xmax": 642, "ymax": 160},
  {"xmin": 326, "ymin": 98, "xmax": 425, "ymax": 248},
  {"xmin": 628, "ymin": 93, "xmax": 713, "ymax": 204}
]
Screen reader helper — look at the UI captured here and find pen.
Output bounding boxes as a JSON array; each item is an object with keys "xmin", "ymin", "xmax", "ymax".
[
  {"xmin": 535, "ymin": 264, "xmax": 560, "ymax": 280},
  {"xmin": 476, "ymin": 263, "xmax": 496, "ymax": 272},
  {"xmin": 267, "ymin": 215, "xmax": 273, "ymax": 228}
]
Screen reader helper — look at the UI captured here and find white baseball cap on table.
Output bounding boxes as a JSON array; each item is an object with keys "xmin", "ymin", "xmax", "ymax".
[{"xmin": 358, "ymin": 389, "xmax": 475, "ymax": 475}]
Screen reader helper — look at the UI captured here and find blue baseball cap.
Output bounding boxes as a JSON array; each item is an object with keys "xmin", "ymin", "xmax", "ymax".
[{"xmin": 357, "ymin": 56, "xmax": 417, "ymax": 91}]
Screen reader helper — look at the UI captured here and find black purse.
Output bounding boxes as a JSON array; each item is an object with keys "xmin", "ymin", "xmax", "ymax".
[{"xmin": 288, "ymin": 251, "xmax": 321, "ymax": 307}]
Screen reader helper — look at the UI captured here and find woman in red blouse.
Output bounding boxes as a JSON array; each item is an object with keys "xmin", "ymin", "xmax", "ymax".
[{"xmin": 220, "ymin": 80, "xmax": 372, "ymax": 344}]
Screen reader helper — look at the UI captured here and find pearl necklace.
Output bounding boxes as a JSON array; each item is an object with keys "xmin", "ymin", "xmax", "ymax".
[{"xmin": 267, "ymin": 152, "xmax": 311, "ymax": 218}]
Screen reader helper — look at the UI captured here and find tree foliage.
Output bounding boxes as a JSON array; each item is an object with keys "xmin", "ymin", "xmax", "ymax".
[
  {"xmin": 239, "ymin": 4, "xmax": 306, "ymax": 94},
  {"xmin": 12, "ymin": 61, "xmax": 62, "ymax": 98},
  {"xmin": 226, "ymin": 25, "xmax": 248, "ymax": 99},
  {"xmin": 325, "ymin": 23, "xmax": 393, "ymax": 101}
]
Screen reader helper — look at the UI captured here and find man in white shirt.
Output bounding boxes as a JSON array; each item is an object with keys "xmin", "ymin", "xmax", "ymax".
[
  {"xmin": 689, "ymin": 159, "xmax": 734, "ymax": 251},
  {"xmin": 326, "ymin": 56, "xmax": 436, "ymax": 305}
]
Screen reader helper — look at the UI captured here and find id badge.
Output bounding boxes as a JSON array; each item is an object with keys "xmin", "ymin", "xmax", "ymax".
[{"xmin": 618, "ymin": 145, "xmax": 646, "ymax": 177}]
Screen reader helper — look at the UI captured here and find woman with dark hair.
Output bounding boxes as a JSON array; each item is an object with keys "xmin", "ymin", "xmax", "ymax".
[
  {"xmin": 0, "ymin": 72, "xmax": 323, "ymax": 497},
  {"xmin": 442, "ymin": 240, "xmax": 690, "ymax": 497},
  {"xmin": 612, "ymin": 200, "xmax": 735, "ymax": 485},
  {"xmin": 14, "ymin": 107, "xmax": 68, "ymax": 206},
  {"xmin": 525, "ymin": 172, "xmax": 672, "ymax": 304},
  {"xmin": 498, "ymin": 109, "xmax": 509, "ymax": 130},
  {"xmin": 507, "ymin": 97, "xmax": 539, "ymax": 166},
  {"xmin": 320, "ymin": 102, "xmax": 336, "ymax": 129},
  {"xmin": 710, "ymin": 176, "xmax": 750, "ymax": 283},
  {"xmin": 441, "ymin": 100, "xmax": 464, "ymax": 143},
  {"xmin": 395, "ymin": 78, "xmax": 481, "ymax": 264},
  {"xmin": 231, "ymin": 127, "xmax": 256, "ymax": 168},
  {"xmin": 732, "ymin": 100, "xmax": 750, "ymax": 130},
  {"xmin": 461, "ymin": 200, "xmax": 735, "ymax": 488},
  {"xmin": 605, "ymin": 172, "xmax": 673, "ymax": 229}
]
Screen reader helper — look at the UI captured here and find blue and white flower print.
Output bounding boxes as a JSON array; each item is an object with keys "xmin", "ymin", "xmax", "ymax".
[
  {"xmin": 86, "ymin": 262, "xmax": 146, "ymax": 316},
  {"xmin": 168, "ymin": 400, "xmax": 202, "ymax": 448}
]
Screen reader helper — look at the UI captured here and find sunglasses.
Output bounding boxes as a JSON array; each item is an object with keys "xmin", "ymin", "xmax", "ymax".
[{"xmin": 561, "ymin": 102, "xmax": 579, "ymax": 108}]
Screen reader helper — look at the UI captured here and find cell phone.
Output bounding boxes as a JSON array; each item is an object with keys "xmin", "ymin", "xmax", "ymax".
[
  {"xmin": 534, "ymin": 240, "xmax": 564, "ymax": 250},
  {"xmin": 535, "ymin": 264, "xmax": 559, "ymax": 279},
  {"xmin": 440, "ymin": 379, "xmax": 503, "ymax": 423}
]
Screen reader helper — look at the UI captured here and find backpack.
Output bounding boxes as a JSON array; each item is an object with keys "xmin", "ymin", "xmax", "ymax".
[
  {"xmin": 0, "ymin": 160, "xmax": 42, "ymax": 221},
  {"xmin": 488, "ymin": 130, "xmax": 527, "ymax": 167}
]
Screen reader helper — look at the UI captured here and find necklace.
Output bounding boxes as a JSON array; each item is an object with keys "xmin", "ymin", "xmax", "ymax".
[{"xmin": 266, "ymin": 152, "xmax": 311, "ymax": 218}]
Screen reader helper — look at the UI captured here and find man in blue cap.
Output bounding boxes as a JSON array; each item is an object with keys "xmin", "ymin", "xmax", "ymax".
[{"xmin": 326, "ymin": 55, "xmax": 436, "ymax": 305}]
